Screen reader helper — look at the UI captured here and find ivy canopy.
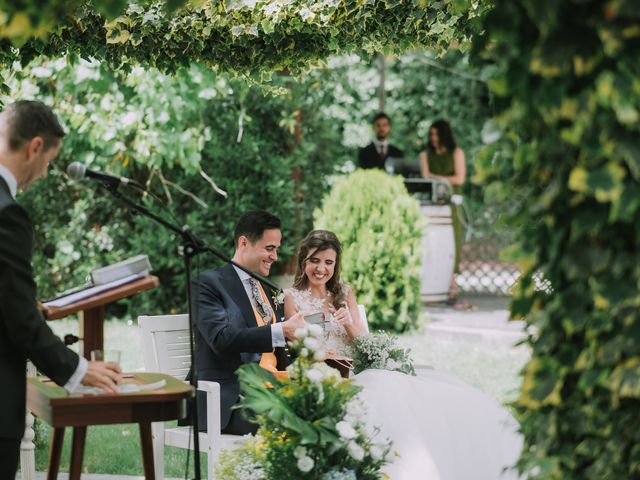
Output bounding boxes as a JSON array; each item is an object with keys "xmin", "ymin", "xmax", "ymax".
[{"xmin": 1, "ymin": 0, "xmax": 485, "ymax": 82}]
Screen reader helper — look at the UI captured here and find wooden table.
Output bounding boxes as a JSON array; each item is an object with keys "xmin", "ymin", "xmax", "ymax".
[
  {"xmin": 41, "ymin": 276, "xmax": 159, "ymax": 359},
  {"xmin": 27, "ymin": 372, "xmax": 192, "ymax": 480}
]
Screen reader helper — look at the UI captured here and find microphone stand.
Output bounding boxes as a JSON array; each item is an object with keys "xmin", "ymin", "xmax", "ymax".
[{"xmin": 100, "ymin": 183, "xmax": 279, "ymax": 480}]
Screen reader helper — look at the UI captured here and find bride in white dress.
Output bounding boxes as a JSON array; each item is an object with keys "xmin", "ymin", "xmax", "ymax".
[{"xmin": 284, "ymin": 230, "xmax": 523, "ymax": 480}]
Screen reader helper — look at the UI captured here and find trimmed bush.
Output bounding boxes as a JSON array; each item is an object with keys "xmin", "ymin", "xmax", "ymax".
[{"xmin": 315, "ymin": 170, "xmax": 423, "ymax": 332}]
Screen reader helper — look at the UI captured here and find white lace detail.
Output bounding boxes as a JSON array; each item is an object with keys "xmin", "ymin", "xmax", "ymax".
[{"xmin": 285, "ymin": 287, "xmax": 353, "ymax": 358}]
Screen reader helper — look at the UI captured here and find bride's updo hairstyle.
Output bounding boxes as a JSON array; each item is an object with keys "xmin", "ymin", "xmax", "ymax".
[{"xmin": 292, "ymin": 230, "xmax": 347, "ymax": 308}]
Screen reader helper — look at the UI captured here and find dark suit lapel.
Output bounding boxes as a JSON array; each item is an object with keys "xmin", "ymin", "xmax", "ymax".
[
  {"xmin": 220, "ymin": 263, "xmax": 258, "ymax": 328},
  {"xmin": 367, "ymin": 143, "xmax": 377, "ymax": 158}
]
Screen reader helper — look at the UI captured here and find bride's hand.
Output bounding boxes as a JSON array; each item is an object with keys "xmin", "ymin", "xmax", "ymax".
[{"xmin": 332, "ymin": 306, "xmax": 352, "ymax": 327}]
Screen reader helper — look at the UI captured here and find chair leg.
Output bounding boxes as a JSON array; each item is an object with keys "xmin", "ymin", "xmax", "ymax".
[
  {"xmin": 151, "ymin": 422, "xmax": 165, "ymax": 480},
  {"xmin": 207, "ymin": 448, "xmax": 216, "ymax": 480}
]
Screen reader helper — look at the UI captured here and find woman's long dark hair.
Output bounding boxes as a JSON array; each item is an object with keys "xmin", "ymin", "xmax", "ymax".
[
  {"xmin": 292, "ymin": 230, "xmax": 347, "ymax": 308},
  {"xmin": 428, "ymin": 119, "xmax": 457, "ymax": 152}
]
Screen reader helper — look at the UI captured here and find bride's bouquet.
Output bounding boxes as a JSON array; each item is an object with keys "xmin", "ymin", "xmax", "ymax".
[
  {"xmin": 351, "ymin": 332, "xmax": 416, "ymax": 376},
  {"xmin": 216, "ymin": 325, "xmax": 393, "ymax": 480}
]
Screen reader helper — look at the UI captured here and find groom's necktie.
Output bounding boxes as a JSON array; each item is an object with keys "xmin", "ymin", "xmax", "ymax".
[
  {"xmin": 247, "ymin": 278, "xmax": 289, "ymax": 380},
  {"xmin": 248, "ymin": 278, "xmax": 274, "ymax": 325}
]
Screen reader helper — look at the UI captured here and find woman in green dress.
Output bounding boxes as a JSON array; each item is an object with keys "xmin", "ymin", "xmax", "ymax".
[{"xmin": 418, "ymin": 119, "xmax": 468, "ymax": 307}]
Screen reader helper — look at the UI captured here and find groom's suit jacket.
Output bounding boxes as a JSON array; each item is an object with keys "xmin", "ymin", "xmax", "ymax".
[
  {"xmin": 192, "ymin": 262, "xmax": 289, "ymax": 431},
  {"xmin": 0, "ymin": 176, "xmax": 79, "ymax": 440}
]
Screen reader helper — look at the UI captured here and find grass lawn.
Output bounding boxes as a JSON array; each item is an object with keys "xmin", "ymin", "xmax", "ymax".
[
  {"xmin": 32, "ymin": 311, "xmax": 528, "ymax": 476},
  {"xmin": 34, "ymin": 420, "xmax": 205, "ymax": 477}
]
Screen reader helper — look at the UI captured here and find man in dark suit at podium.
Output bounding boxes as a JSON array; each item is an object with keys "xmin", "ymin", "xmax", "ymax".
[
  {"xmin": 192, "ymin": 210, "xmax": 305, "ymax": 434},
  {"xmin": 0, "ymin": 100, "xmax": 122, "ymax": 478},
  {"xmin": 357, "ymin": 112, "xmax": 404, "ymax": 170}
]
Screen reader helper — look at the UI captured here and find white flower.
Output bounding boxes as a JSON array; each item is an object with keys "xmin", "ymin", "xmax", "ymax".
[
  {"xmin": 157, "ymin": 111, "xmax": 170, "ymax": 123},
  {"xmin": 272, "ymin": 290, "xmax": 285, "ymax": 307},
  {"xmin": 336, "ymin": 421, "xmax": 357, "ymax": 440},
  {"xmin": 317, "ymin": 383, "xmax": 325, "ymax": 403},
  {"xmin": 297, "ymin": 455, "xmax": 314, "ymax": 472},
  {"xmin": 294, "ymin": 327, "xmax": 309, "ymax": 339},
  {"xmin": 293, "ymin": 446, "xmax": 307, "ymax": 459},
  {"xmin": 345, "ymin": 399, "xmax": 363, "ymax": 419},
  {"xmin": 303, "ymin": 336, "xmax": 321, "ymax": 351},
  {"xmin": 301, "ymin": 348, "xmax": 310, "ymax": 357},
  {"xmin": 369, "ymin": 445, "xmax": 384, "ymax": 461},
  {"xmin": 386, "ymin": 359, "xmax": 400, "ymax": 371},
  {"xmin": 314, "ymin": 349, "xmax": 326, "ymax": 361},
  {"xmin": 308, "ymin": 323, "xmax": 323, "ymax": 337},
  {"xmin": 306, "ymin": 368, "xmax": 323, "ymax": 383},
  {"xmin": 314, "ymin": 362, "xmax": 341, "ymax": 380},
  {"xmin": 347, "ymin": 441, "xmax": 365, "ymax": 461}
]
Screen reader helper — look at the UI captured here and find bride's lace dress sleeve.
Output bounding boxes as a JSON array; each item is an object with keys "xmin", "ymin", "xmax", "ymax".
[{"xmin": 285, "ymin": 287, "xmax": 353, "ymax": 358}]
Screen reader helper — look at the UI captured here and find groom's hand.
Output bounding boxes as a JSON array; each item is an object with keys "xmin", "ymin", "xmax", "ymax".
[{"xmin": 282, "ymin": 312, "xmax": 306, "ymax": 340}]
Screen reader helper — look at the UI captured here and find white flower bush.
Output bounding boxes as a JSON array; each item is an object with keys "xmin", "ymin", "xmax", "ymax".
[{"xmin": 351, "ymin": 332, "xmax": 416, "ymax": 376}]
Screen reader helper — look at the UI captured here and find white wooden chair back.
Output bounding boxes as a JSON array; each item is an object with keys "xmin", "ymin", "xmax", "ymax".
[
  {"xmin": 138, "ymin": 313, "xmax": 243, "ymax": 480},
  {"xmin": 357, "ymin": 304, "xmax": 370, "ymax": 333},
  {"xmin": 139, "ymin": 314, "xmax": 191, "ymax": 379}
]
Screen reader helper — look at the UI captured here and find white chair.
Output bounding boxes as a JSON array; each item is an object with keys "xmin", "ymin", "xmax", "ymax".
[
  {"xmin": 357, "ymin": 304, "xmax": 369, "ymax": 333},
  {"xmin": 138, "ymin": 314, "xmax": 245, "ymax": 480}
]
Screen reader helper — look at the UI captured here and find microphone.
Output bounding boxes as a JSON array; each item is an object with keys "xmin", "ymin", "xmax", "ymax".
[{"xmin": 67, "ymin": 162, "xmax": 142, "ymax": 188}]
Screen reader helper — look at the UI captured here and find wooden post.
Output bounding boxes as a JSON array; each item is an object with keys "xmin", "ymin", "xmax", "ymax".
[
  {"xmin": 79, "ymin": 305, "xmax": 105, "ymax": 359},
  {"xmin": 20, "ymin": 362, "xmax": 38, "ymax": 480},
  {"xmin": 377, "ymin": 53, "xmax": 386, "ymax": 112}
]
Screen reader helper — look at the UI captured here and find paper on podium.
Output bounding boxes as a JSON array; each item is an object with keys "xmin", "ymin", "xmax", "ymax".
[
  {"xmin": 43, "ymin": 273, "xmax": 146, "ymax": 308},
  {"xmin": 71, "ymin": 379, "xmax": 166, "ymax": 395}
]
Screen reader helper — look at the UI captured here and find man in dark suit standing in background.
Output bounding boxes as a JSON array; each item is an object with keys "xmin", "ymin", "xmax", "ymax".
[
  {"xmin": 192, "ymin": 210, "xmax": 305, "ymax": 435},
  {"xmin": 0, "ymin": 100, "xmax": 122, "ymax": 478},
  {"xmin": 358, "ymin": 112, "xmax": 404, "ymax": 170}
]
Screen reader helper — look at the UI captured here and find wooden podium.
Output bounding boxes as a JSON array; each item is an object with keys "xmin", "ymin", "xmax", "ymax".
[
  {"xmin": 27, "ymin": 372, "xmax": 192, "ymax": 480},
  {"xmin": 41, "ymin": 275, "xmax": 159, "ymax": 359}
]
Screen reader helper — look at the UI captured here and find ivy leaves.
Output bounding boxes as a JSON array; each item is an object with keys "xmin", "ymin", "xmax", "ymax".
[
  {"xmin": 5, "ymin": 1, "xmax": 486, "ymax": 78},
  {"xmin": 476, "ymin": 0, "xmax": 640, "ymax": 478}
]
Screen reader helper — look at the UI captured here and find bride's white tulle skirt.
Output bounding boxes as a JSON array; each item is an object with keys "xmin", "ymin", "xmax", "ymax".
[{"xmin": 354, "ymin": 369, "xmax": 523, "ymax": 480}]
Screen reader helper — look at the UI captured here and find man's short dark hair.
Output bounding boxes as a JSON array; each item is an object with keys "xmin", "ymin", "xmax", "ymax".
[
  {"xmin": 372, "ymin": 112, "xmax": 391, "ymax": 125},
  {"xmin": 234, "ymin": 210, "xmax": 281, "ymax": 246},
  {"xmin": 2, "ymin": 100, "xmax": 65, "ymax": 151}
]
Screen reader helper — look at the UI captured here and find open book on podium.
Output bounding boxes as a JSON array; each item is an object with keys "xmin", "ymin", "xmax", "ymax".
[{"xmin": 40, "ymin": 255, "xmax": 159, "ymax": 359}]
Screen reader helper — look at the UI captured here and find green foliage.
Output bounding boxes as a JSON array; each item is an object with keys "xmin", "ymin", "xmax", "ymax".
[
  {"xmin": 304, "ymin": 50, "xmax": 493, "ymax": 208},
  {"xmin": 231, "ymin": 329, "xmax": 391, "ymax": 479},
  {"xmin": 473, "ymin": 0, "xmax": 640, "ymax": 478},
  {"xmin": 6, "ymin": 1, "xmax": 488, "ymax": 78},
  {"xmin": 9, "ymin": 59, "xmax": 347, "ymax": 314},
  {"xmin": 315, "ymin": 170, "xmax": 422, "ymax": 332},
  {"xmin": 0, "ymin": 0, "xmax": 192, "ymax": 45}
]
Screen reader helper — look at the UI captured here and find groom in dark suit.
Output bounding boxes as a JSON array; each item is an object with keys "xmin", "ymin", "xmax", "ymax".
[
  {"xmin": 358, "ymin": 112, "xmax": 404, "ymax": 170},
  {"xmin": 193, "ymin": 210, "xmax": 305, "ymax": 434},
  {"xmin": 0, "ymin": 100, "xmax": 122, "ymax": 479}
]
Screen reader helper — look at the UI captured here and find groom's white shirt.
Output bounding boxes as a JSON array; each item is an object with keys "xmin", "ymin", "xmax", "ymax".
[
  {"xmin": 0, "ymin": 163, "xmax": 18, "ymax": 198},
  {"xmin": 232, "ymin": 265, "xmax": 285, "ymax": 348}
]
